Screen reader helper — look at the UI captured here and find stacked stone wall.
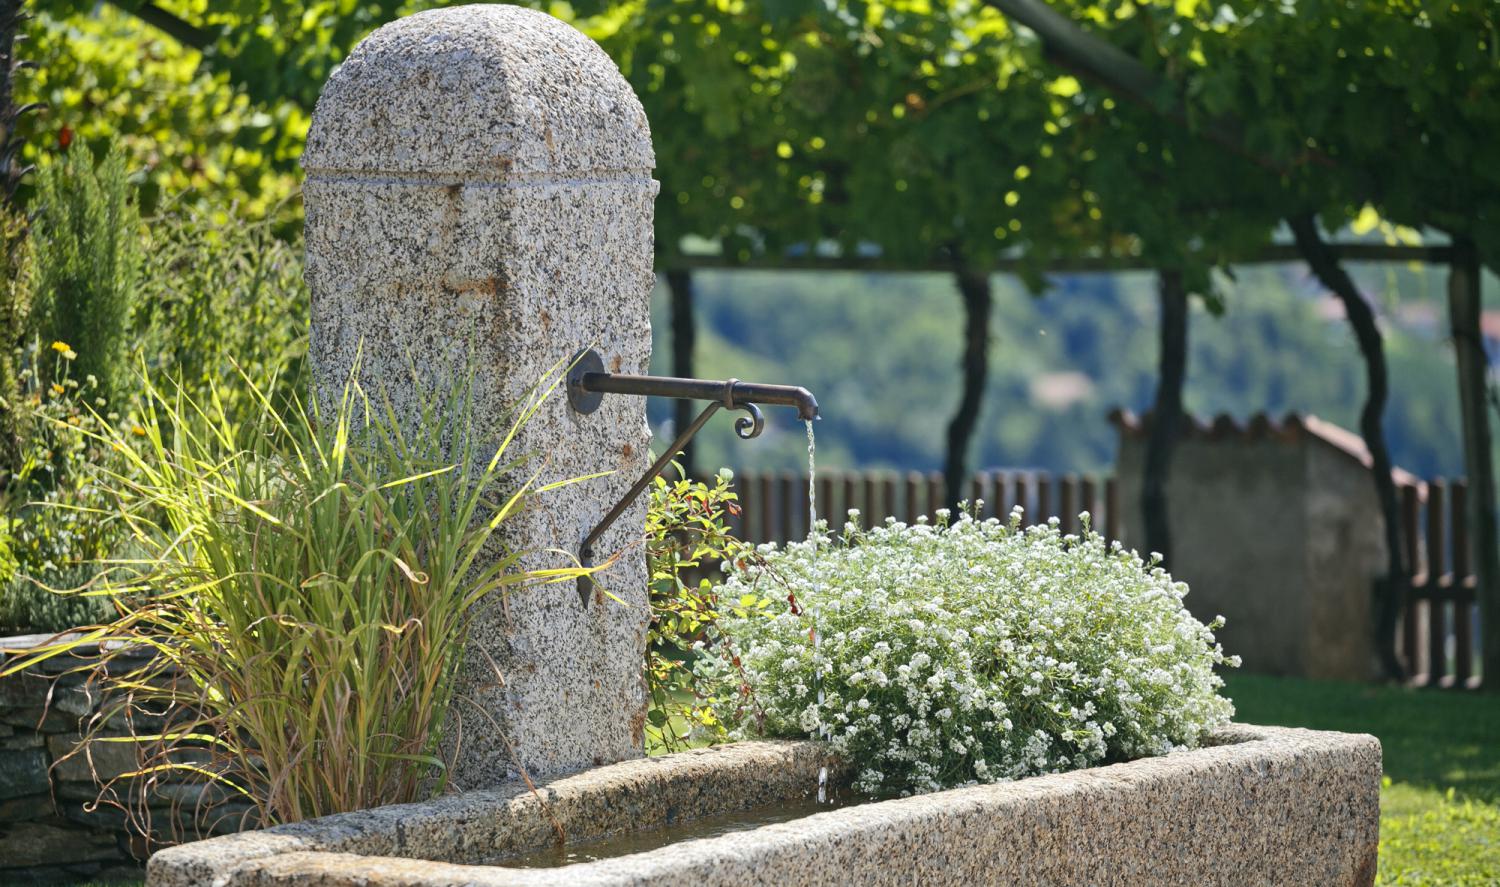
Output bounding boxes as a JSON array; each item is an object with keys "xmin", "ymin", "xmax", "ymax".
[{"xmin": 1, "ymin": 636, "xmax": 240, "ymax": 883}]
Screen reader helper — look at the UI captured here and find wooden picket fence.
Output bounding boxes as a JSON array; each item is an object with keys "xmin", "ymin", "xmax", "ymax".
[
  {"xmin": 1399, "ymin": 478, "xmax": 1483, "ymax": 689},
  {"xmin": 725, "ymin": 469, "xmax": 1121, "ymax": 547},
  {"xmin": 725, "ymin": 468, "xmax": 1483, "ymax": 690}
]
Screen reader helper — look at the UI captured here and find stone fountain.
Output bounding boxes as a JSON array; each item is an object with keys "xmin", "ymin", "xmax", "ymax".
[{"xmin": 148, "ymin": 6, "xmax": 1381, "ymax": 885}]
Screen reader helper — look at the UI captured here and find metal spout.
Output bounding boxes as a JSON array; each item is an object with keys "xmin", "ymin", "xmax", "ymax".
[
  {"xmin": 565, "ymin": 348, "xmax": 821, "ymax": 607},
  {"xmin": 567, "ymin": 351, "xmax": 818, "ymax": 421}
]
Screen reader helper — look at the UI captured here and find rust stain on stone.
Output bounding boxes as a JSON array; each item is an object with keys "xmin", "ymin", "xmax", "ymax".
[
  {"xmin": 1353, "ymin": 846, "xmax": 1377, "ymax": 887},
  {"xmin": 449, "ymin": 278, "xmax": 500, "ymax": 297},
  {"xmin": 628, "ymin": 706, "xmax": 647, "ymax": 747},
  {"xmin": 609, "ymin": 355, "xmax": 623, "ymax": 372},
  {"xmin": 621, "ymin": 442, "xmax": 633, "ymax": 459},
  {"xmin": 539, "ymin": 308, "xmax": 551, "ymax": 332}
]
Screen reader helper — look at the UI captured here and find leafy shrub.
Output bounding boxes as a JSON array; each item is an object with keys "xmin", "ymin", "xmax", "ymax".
[
  {"xmin": 699, "ymin": 509, "xmax": 1238, "ymax": 796},
  {"xmin": 0, "ymin": 564, "xmax": 117, "ymax": 638},
  {"xmin": 643, "ymin": 468, "xmax": 764, "ymax": 752},
  {"xmin": 0, "ymin": 516, "xmax": 15, "ymax": 588},
  {"xmin": 1, "ymin": 198, "xmax": 309, "ymax": 635},
  {"xmin": 0, "ymin": 340, "xmax": 124, "ymax": 634},
  {"xmin": 135, "ymin": 203, "xmax": 308, "ymax": 421},
  {"xmin": 19, "ymin": 6, "xmax": 304, "ymax": 219},
  {"xmin": 0, "ymin": 207, "xmax": 35, "ymax": 466},
  {"xmin": 6, "ymin": 363, "xmax": 586, "ymax": 830},
  {"xmin": 31, "ymin": 143, "xmax": 139, "ymax": 404}
]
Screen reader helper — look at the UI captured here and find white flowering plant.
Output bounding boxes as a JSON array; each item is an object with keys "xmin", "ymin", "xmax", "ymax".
[{"xmin": 697, "ymin": 508, "xmax": 1239, "ymax": 797}]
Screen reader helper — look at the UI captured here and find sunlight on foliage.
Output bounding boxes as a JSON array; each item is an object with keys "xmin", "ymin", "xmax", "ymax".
[
  {"xmin": 3, "ymin": 360, "xmax": 589, "ymax": 831},
  {"xmin": 703, "ymin": 508, "xmax": 1237, "ymax": 795}
]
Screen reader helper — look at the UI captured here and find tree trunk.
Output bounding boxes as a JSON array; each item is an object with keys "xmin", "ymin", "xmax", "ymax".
[
  {"xmin": 1, "ymin": 0, "xmax": 30, "ymax": 204},
  {"xmin": 1144, "ymin": 269, "xmax": 1188, "ymax": 567},
  {"xmin": 666, "ymin": 268, "xmax": 697, "ymax": 480},
  {"xmin": 1290, "ymin": 213, "xmax": 1407, "ymax": 681},
  {"xmin": 1447, "ymin": 238, "xmax": 1499, "ymax": 691},
  {"xmin": 943, "ymin": 268, "xmax": 993, "ymax": 510}
]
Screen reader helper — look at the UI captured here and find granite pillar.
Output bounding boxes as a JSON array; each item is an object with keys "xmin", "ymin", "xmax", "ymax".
[{"xmin": 302, "ymin": 4, "xmax": 656, "ymax": 786}]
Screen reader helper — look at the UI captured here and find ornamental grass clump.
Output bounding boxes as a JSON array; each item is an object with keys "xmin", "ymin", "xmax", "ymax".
[
  {"xmin": 4, "ymin": 360, "xmax": 586, "ymax": 833},
  {"xmin": 700, "ymin": 509, "xmax": 1239, "ymax": 797}
]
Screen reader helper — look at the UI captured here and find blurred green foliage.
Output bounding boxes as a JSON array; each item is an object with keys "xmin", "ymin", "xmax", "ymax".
[
  {"xmin": 18, "ymin": 0, "xmax": 1496, "ymax": 280},
  {"xmin": 17, "ymin": 4, "xmax": 305, "ymax": 218},
  {"xmin": 655, "ymin": 263, "xmax": 1479, "ymax": 479},
  {"xmin": 31, "ymin": 142, "xmax": 139, "ymax": 403},
  {"xmin": 577, "ymin": 0, "xmax": 1276, "ymax": 290},
  {"xmin": 0, "ymin": 340, "xmax": 125, "ymax": 634}
]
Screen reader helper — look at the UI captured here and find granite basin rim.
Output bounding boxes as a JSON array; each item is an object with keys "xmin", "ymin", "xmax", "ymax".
[{"xmin": 146, "ymin": 723, "xmax": 1381, "ymax": 887}]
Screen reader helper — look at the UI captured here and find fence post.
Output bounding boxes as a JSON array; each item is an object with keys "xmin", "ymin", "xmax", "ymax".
[
  {"xmin": 1400, "ymin": 482, "xmax": 1422, "ymax": 674},
  {"xmin": 1426, "ymin": 480, "xmax": 1448, "ymax": 686},
  {"xmin": 1059, "ymin": 475, "xmax": 1078, "ymax": 534},
  {"xmin": 1452, "ymin": 480, "xmax": 1474, "ymax": 687}
]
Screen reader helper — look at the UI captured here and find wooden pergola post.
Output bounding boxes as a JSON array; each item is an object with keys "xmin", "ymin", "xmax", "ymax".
[
  {"xmin": 945, "ymin": 268, "xmax": 993, "ymax": 510},
  {"xmin": 1143, "ymin": 269, "xmax": 1187, "ymax": 568},
  {"xmin": 1447, "ymin": 239, "xmax": 1499, "ymax": 690}
]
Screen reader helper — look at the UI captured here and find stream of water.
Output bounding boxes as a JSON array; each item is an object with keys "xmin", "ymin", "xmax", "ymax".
[{"xmin": 804, "ymin": 420, "xmax": 830, "ymax": 804}]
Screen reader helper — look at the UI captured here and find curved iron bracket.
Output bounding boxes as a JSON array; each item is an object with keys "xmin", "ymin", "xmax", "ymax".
[{"xmin": 567, "ymin": 348, "xmax": 813, "ymax": 608}]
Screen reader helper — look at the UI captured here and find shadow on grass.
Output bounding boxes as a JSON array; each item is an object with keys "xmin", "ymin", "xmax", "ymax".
[{"xmin": 1223, "ymin": 672, "xmax": 1500, "ymax": 802}]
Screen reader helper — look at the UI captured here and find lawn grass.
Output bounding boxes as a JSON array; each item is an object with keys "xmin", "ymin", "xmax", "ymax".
[{"xmin": 1225, "ymin": 672, "xmax": 1500, "ymax": 886}]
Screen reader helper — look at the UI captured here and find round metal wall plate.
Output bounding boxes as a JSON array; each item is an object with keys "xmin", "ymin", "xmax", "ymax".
[{"xmin": 567, "ymin": 348, "xmax": 606, "ymax": 414}]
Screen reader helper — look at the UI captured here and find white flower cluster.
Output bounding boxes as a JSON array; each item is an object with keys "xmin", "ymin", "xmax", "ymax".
[{"xmin": 698, "ymin": 508, "xmax": 1239, "ymax": 797}]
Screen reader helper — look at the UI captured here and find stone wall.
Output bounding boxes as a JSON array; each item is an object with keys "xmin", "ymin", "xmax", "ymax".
[
  {"xmin": 1, "ymin": 635, "xmax": 144, "ymax": 881},
  {"xmin": 0, "ymin": 634, "xmax": 239, "ymax": 883}
]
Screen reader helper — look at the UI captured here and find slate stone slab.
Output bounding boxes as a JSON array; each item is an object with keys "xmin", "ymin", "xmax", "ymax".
[
  {"xmin": 0, "ymin": 749, "xmax": 48, "ymax": 801},
  {"xmin": 0, "ymin": 820, "xmax": 125, "ymax": 868}
]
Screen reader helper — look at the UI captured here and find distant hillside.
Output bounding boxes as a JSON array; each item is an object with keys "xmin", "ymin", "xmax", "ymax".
[{"xmin": 646, "ymin": 263, "xmax": 1489, "ymax": 481}]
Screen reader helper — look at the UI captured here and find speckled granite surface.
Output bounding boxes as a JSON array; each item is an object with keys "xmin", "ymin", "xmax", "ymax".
[
  {"xmin": 302, "ymin": 3, "xmax": 658, "ymax": 788},
  {"xmin": 146, "ymin": 741, "xmax": 841, "ymax": 887},
  {"xmin": 147, "ymin": 725, "xmax": 1380, "ymax": 887}
]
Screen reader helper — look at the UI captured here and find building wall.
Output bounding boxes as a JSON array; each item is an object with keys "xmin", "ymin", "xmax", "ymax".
[
  {"xmin": 1116, "ymin": 432, "xmax": 1384, "ymax": 681},
  {"xmin": 1300, "ymin": 443, "xmax": 1383, "ymax": 680}
]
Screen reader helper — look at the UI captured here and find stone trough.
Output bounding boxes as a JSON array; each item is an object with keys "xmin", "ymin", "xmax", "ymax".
[
  {"xmin": 148, "ymin": 725, "xmax": 1379, "ymax": 886},
  {"xmin": 140, "ymin": 7, "xmax": 1382, "ymax": 886}
]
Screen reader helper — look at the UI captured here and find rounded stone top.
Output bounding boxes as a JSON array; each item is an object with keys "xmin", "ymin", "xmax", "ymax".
[{"xmin": 302, "ymin": 5, "xmax": 654, "ymax": 179}]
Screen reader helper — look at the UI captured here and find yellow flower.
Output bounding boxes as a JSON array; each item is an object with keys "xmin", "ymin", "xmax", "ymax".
[
  {"xmin": 130, "ymin": 425, "xmax": 146, "ymax": 437},
  {"xmin": 50, "ymin": 341, "xmax": 77, "ymax": 360},
  {"xmin": 50, "ymin": 383, "xmax": 65, "ymax": 396}
]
